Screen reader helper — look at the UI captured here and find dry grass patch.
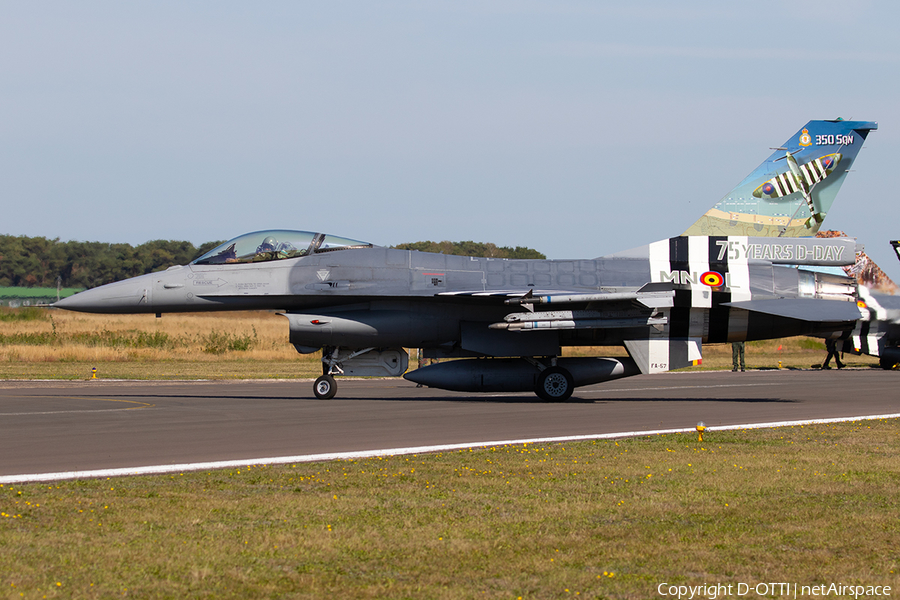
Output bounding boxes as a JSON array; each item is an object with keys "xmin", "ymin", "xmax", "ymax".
[
  {"xmin": 0, "ymin": 309, "xmax": 297, "ymax": 359},
  {"xmin": 0, "ymin": 309, "xmax": 324, "ymax": 378},
  {"xmin": 1, "ymin": 420, "xmax": 898, "ymax": 598},
  {"xmin": 0, "ymin": 308, "xmax": 882, "ymax": 380}
]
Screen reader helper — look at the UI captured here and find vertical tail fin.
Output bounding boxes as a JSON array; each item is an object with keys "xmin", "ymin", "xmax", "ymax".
[{"xmin": 684, "ymin": 119, "xmax": 877, "ymax": 238}]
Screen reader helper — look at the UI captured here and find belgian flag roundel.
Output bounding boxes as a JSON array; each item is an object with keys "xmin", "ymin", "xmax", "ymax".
[{"xmin": 700, "ymin": 271, "xmax": 724, "ymax": 287}]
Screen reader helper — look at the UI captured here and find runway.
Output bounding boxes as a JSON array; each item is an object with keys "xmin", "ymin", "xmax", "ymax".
[{"xmin": 0, "ymin": 369, "xmax": 897, "ymax": 480}]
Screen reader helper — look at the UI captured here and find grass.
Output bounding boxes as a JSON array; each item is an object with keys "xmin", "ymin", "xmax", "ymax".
[
  {"xmin": 678, "ymin": 338, "xmax": 880, "ymax": 371},
  {"xmin": 1, "ymin": 420, "xmax": 898, "ymax": 598},
  {"xmin": 0, "ymin": 307, "xmax": 49, "ymax": 323},
  {"xmin": 0, "ymin": 309, "xmax": 323, "ymax": 379},
  {"xmin": 0, "ymin": 307, "xmax": 894, "ymax": 596},
  {"xmin": 0, "ymin": 308, "xmax": 880, "ymax": 380},
  {"xmin": 0, "ymin": 360, "xmax": 326, "ymax": 381}
]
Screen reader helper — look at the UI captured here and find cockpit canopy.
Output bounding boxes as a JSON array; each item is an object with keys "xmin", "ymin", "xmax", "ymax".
[{"xmin": 191, "ymin": 230, "xmax": 373, "ymax": 265}]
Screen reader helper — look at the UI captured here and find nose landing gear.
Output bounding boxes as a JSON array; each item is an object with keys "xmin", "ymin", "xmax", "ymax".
[{"xmin": 314, "ymin": 374, "xmax": 337, "ymax": 399}]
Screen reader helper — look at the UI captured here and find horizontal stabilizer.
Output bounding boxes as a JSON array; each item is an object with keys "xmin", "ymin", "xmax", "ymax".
[{"xmin": 722, "ymin": 298, "xmax": 861, "ymax": 322}]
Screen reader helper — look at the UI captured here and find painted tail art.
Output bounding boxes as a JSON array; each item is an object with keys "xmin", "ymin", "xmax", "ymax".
[{"xmin": 684, "ymin": 119, "xmax": 877, "ymax": 238}]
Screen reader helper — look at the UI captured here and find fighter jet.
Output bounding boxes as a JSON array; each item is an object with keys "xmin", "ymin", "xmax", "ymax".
[
  {"xmin": 843, "ymin": 286, "xmax": 900, "ymax": 370},
  {"xmin": 838, "ymin": 241, "xmax": 900, "ymax": 370},
  {"xmin": 55, "ymin": 119, "xmax": 876, "ymax": 400}
]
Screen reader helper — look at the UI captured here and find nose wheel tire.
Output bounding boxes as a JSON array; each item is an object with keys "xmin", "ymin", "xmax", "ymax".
[
  {"xmin": 535, "ymin": 366, "xmax": 574, "ymax": 402},
  {"xmin": 314, "ymin": 374, "xmax": 337, "ymax": 399}
]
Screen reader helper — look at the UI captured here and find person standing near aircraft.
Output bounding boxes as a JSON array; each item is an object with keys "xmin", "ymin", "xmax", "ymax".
[
  {"xmin": 731, "ymin": 341, "xmax": 745, "ymax": 372},
  {"xmin": 822, "ymin": 339, "xmax": 844, "ymax": 369}
]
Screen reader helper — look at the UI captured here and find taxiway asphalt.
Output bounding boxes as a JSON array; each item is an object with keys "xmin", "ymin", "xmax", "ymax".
[{"xmin": 0, "ymin": 369, "xmax": 897, "ymax": 478}]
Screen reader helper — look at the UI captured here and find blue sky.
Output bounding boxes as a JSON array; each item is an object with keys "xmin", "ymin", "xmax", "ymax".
[{"xmin": 2, "ymin": 1, "xmax": 899, "ymax": 279}]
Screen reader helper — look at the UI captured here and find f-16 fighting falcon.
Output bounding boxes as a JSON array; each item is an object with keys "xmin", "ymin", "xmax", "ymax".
[
  {"xmin": 839, "ymin": 240, "xmax": 900, "ymax": 370},
  {"xmin": 55, "ymin": 119, "xmax": 877, "ymax": 400}
]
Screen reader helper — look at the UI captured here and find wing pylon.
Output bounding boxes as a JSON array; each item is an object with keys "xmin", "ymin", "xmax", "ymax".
[{"xmin": 492, "ymin": 285, "xmax": 674, "ymax": 332}]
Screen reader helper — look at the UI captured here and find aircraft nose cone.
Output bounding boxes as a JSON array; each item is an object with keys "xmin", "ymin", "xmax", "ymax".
[{"xmin": 54, "ymin": 277, "xmax": 154, "ymax": 313}]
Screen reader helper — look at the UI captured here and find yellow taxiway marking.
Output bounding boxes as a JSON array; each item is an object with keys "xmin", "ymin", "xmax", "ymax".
[{"xmin": 0, "ymin": 396, "xmax": 155, "ymax": 416}]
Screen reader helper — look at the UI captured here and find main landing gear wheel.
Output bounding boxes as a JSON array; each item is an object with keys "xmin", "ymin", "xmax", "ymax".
[
  {"xmin": 535, "ymin": 366, "xmax": 574, "ymax": 402},
  {"xmin": 314, "ymin": 374, "xmax": 337, "ymax": 399}
]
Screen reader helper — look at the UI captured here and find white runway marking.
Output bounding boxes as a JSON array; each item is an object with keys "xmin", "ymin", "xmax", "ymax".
[
  {"xmin": 580, "ymin": 382, "xmax": 781, "ymax": 394},
  {"xmin": 3, "ymin": 412, "xmax": 899, "ymax": 484}
]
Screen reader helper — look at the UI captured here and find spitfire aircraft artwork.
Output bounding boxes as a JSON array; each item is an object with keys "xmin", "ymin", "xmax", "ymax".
[
  {"xmin": 55, "ymin": 119, "xmax": 877, "ymax": 400},
  {"xmin": 751, "ymin": 151, "xmax": 840, "ymax": 229}
]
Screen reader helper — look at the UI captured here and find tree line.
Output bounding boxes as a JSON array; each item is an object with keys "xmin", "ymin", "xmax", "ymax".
[
  {"xmin": 392, "ymin": 240, "xmax": 545, "ymax": 259},
  {"xmin": 0, "ymin": 236, "xmax": 223, "ymax": 289},
  {"xmin": 0, "ymin": 235, "xmax": 545, "ymax": 289}
]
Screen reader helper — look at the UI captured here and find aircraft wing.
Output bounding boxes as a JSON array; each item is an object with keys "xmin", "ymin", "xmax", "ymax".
[
  {"xmin": 451, "ymin": 285, "xmax": 684, "ymax": 374},
  {"xmin": 487, "ymin": 286, "xmax": 674, "ymax": 336},
  {"xmin": 721, "ymin": 298, "xmax": 862, "ymax": 322}
]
